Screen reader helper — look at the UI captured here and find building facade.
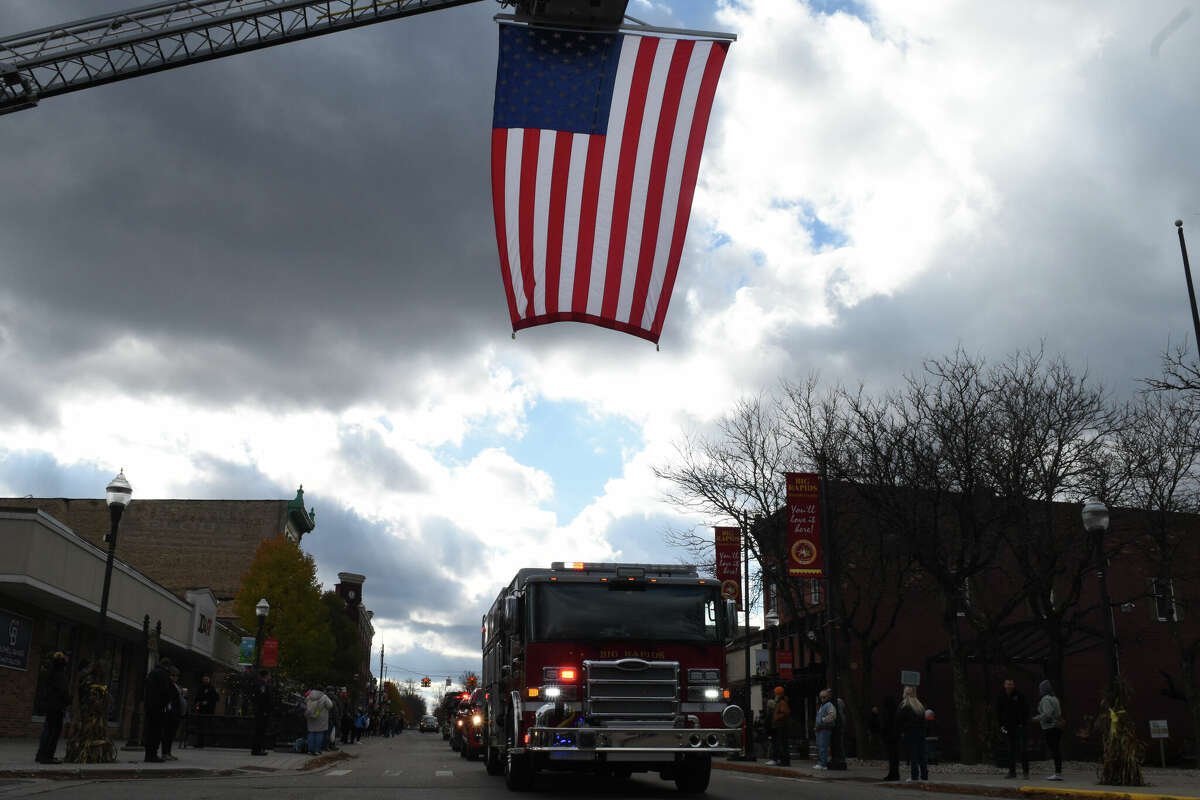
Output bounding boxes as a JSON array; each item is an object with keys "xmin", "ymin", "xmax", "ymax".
[{"xmin": 0, "ymin": 508, "xmax": 239, "ymax": 738}]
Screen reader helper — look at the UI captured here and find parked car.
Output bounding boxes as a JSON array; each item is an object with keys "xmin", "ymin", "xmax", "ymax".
[{"xmin": 419, "ymin": 715, "xmax": 438, "ymax": 733}]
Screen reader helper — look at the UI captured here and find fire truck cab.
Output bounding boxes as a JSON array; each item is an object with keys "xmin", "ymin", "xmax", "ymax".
[{"xmin": 481, "ymin": 562, "xmax": 742, "ymax": 793}]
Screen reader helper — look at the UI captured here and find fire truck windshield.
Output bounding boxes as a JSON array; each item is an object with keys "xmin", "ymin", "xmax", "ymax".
[{"xmin": 531, "ymin": 583, "xmax": 721, "ymax": 643}]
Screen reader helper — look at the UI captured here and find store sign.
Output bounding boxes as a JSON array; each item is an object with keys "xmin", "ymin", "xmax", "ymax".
[
  {"xmin": 1150, "ymin": 720, "xmax": 1169, "ymax": 739},
  {"xmin": 0, "ymin": 609, "xmax": 33, "ymax": 671},
  {"xmin": 785, "ymin": 472, "xmax": 824, "ymax": 577},
  {"xmin": 714, "ymin": 527, "xmax": 742, "ymax": 609}
]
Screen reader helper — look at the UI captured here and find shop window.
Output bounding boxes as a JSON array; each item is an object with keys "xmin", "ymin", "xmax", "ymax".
[
  {"xmin": 1151, "ymin": 578, "xmax": 1179, "ymax": 622},
  {"xmin": 808, "ymin": 579, "xmax": 821, "ymax": 606}
]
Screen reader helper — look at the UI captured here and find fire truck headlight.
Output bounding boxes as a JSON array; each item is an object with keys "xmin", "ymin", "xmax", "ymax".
[
  {"xmin": 457, "ymin": 719, "xmax": 463, "ymax": 728},
  {"xmin": 544, "ymin": 686, "xmax": 561, "ymax": 699},
  {"xmin": 472, "ymin": 714, "xmax": 482, "ymax": 726},
  {"xmin": 704, "ymin": 688, "xmax": 720, "ymax": 700},
  {"xmin": 721, "ymin": 704, "xmax": 745, "ymax": 729}
]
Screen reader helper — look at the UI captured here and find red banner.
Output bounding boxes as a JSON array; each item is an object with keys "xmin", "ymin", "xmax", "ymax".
[
  {"xmin": 785, "ymin": 472, "xmax": 824, "ymax": 577},
  {"xmin": 261, "ymin": 637, "xmax": 279, "ymax": 668},
  {"xmin": 714, "ymin": 527, "xmax": 742, "ymax": 610},
  {"xmin": 778, "ymin": 648, "xmax": 794, "ymax": 680}
]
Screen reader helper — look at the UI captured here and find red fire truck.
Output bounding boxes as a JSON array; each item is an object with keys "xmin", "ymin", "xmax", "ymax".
[{"xmin": 480, "ymin": 562, "xmax": 742, "ymax": 793}]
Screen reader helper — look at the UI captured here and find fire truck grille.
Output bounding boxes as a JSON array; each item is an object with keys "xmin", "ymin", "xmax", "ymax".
[{"xmin": 583, "ymin": 659, "xmax": 679, "ymax": 719}]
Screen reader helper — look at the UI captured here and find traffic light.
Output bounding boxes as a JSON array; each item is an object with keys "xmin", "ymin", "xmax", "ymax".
[
  {"xmin": 467, "ymin": 675, "xmax": 477, "ymax": 688},
  {"xmin": 421, "ymin": 677, "xmax": 431, "ymax": 687}
]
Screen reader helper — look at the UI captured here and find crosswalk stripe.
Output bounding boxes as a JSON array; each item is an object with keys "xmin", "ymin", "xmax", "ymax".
[
  {"xmin": 383, "ymin": 769, "xmax": 404, "ymax": 776},
  {"xmin": 435, "ymin": 770, "xmax": 454, "ymax": 777},
  {"xmin": 326, "ymin": 769, "xmax": 352, "ymax": 776}
]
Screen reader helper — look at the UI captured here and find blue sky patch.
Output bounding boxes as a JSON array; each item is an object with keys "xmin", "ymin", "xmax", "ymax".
[
  {"xmin": 438, "ymin": 399, "xmax": 641, "ymax": 522},
  {"xmin": 805, "ymin": 0, "xmax": 872, "ymax": 23},
  {"xmin": 0, "ymin": 450, "xmax": 111, "ymax": 498}
]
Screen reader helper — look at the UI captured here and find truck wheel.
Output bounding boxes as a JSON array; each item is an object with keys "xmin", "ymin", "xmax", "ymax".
[
  {"xmin": 674, "ymin": 756, "xmax": 711, "ymax": 795},
  {"xmin": 486, "ymin": 746, "xmax": 505, "ymax": 776},
  {"xmin": 504, "ymin": 752, "xmax": 534, "ymax": 791}
]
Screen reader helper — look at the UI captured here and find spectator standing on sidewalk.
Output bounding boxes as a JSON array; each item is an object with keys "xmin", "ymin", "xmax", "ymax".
[
  {"xmin": 813, "ymin": 689, "xmax": 836, "ymax": 770},
  {"xmin": 160, "ymin": 667, "xmax": 184, "ymax": 760},
  {"xmin": 304, "ymin": 688, "xmax": 333, "ymax": 755},
  {"xmin": 997, "ymin": 678, "xmax": 1029, "ymax": 779},
  {"xmin": 250, "ymin": 670, "xmax": 273, "ymax": 756},
  {"xmin": 897, "ymin": 687, "xmax": 928, "ymax": 782},
  {"xmin": 765, "ymin": 686, "xmax": 791, "ymax": 766},
  {"xmin": 877, "ymin": 696, "xmax": 900, "ymax": 781},
  {"xmin": 1032, "ymin": 680, "xmax": 1065, "ymax": 781},
  {"xmin": 35, "ymin": 652, "xmax": 70, "ymax": 764},
  {"xmin": 193, "ymin": 674, "xmax": 220, "ymax": 748},
  {"xmin": 143, "ymin": 657, "xmax": 173, "ymax": 763},
  {"xmin": 324, "ymin": 687, "xmax": 340, "ymax": 751}
]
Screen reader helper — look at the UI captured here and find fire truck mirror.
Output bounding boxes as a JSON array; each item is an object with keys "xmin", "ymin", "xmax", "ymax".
[
  {"xmin": 725, "ymin": 598, "xmax": 739, "ymax": 642},
  {"xmin": 503, "ymin": 595, "xmax": 519, "ymax": 633}
]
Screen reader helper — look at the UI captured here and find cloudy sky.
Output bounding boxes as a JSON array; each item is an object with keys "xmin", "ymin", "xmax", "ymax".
[{"xmin": 1, "ymin": 0, "xmax": 1197, "ymax": 701}]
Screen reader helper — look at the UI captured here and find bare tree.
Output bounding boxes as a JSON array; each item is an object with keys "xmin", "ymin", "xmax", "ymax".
[
  {"xmin": 654, "ymin": 395, "xmax": 807, "ymax": 623},
  {"xmin": 781, "ymin": 376, "xmax": 915, "ymax": 758},
  {"xmin": 982, "ymin": 348, "xmax": 1120, "ymax": 697}
]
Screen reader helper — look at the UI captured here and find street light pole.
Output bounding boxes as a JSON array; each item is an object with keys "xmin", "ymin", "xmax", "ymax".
[
  {"xmin": 253, "ymin": 598, "xmax": 270, "ymax": 670},
  {"xmin": 1175, "ymin": 221, "xmax": 1200, "ymax": 354},
  {"xmin": 740, "ymin": 518, "xmax": 755, "ymax": 760},
  {"xmin": 1082, "ymin": 499, "xmax": 1119, "ymax": 685},
  {"xmin": 97, "ymin": 470, "xmax": 132, "ymax": 652},
  {"xmin": 819, "ymin": 468, "xmax": 846, "ymax": 770}
]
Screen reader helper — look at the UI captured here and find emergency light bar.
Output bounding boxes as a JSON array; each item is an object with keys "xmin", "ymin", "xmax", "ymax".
[{"xmin": 550, "ymin": 562, "xmax": 698, "ymax": 577}]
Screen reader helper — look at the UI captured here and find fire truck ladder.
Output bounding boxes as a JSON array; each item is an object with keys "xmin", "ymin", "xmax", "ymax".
[{"xmin": 0, "ymin": 0, "xmax": 487, "ymax": 116}]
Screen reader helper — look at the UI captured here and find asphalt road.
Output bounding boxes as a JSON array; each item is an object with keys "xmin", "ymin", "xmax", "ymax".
[{"xmin": 0, "ymin": 734, "xmax": 938, "ymax": 799}]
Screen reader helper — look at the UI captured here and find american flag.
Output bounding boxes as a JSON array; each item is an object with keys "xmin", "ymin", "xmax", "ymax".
[{"xmin": 491, "ymin": 23, "xmax": 729, "ymax": 344}]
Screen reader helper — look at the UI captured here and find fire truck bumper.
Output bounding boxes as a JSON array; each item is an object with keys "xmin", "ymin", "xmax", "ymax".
[{"xmin": 525, "ymin": 726, "xmax": 741, "ymax": 754}]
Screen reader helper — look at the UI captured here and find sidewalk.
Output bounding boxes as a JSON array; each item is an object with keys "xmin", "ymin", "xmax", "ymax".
[
  {"xmin": 715, "ymin": 756, "xmax": 1200, "ymax": 799},
  {"xmin": 0, "ymin": 736, "xmax": 347, "ymax": 780}
]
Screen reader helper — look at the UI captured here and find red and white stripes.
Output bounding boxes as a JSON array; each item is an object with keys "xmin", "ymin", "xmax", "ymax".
[{"xmin": 492, "ymin": 34, "xmax": 729, "ymax": 343}]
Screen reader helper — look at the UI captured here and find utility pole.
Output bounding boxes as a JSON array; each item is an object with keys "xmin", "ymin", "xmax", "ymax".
[
  {"xmin": 379, "ymin": 644, "xmax": 385, "ymax": 706},
  {"xmin": 819, "ymin": 467, "xmax": 846, "ymax": 770},
  {"xmin": 739, "ymin": 518, "xmax": 755, "ymax": 760}
]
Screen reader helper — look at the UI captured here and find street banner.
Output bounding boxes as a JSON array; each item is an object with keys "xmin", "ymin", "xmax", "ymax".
[
  {"xmin": 261, "ymin": 637, "xmax": 279, "ymax": 668},
  {"xmin": 777, "ymin": 648, "xmax": 794, "ymax": 680},
  {"xmin": 785, "ymin": 472, "xmax": 824, "ymax": 577},
  {"xmin": 491, "ymin": 23, "xmax": 730, "ymax": 343},
  {"xmin": 714, "ymin": 527, "xmax": 742, "ymax": 609},
  {"xmin": 238, "ymin": 636, "xmax": 255, "ymax": 666}
]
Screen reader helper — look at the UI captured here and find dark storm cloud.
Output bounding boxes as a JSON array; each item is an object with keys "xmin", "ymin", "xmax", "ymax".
[
  {"xmin": 0, "ymin": 2, "xmax": 512, "ymax": 415},
  {"xmin": 301, "ymin": 498, "xmax": 479, "ymax": 623},
  {"xmin": 337, "ymin": 426, "xmax": 427, "ymax": 492}
]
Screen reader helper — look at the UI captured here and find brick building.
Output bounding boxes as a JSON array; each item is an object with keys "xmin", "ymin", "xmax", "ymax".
[
  {"xmin": 0, "ymin": 487, "xmax": 317, "ymax": 621},
  {"xmin": 0, "ymin": 508, "xmax": 240, "ymax": 739},
  {"xmin": 333, "ymin": 572, "xmax": 376, "ymax": 705},
  {"xmin": 752, "ymin": 489, "xmax": 1200, "ymax": 763}
]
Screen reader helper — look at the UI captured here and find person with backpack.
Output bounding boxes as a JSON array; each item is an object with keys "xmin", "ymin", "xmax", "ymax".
[
  {"xmin": 1032, "ymin": 680, "xmax": 1065, "ymax": 781},
  {"xmin": 304, "ymin": 688, "xmax": 333, "ymax": 755},
  {"xmin": 813, "ymin": 688, "xmax": 837, "ymax": 770}
]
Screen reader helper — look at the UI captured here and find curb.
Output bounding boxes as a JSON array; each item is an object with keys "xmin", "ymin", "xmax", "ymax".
[
  {"xmin": 712, "ymin": 761, "xmax": 1199, "ymax": 800},
  {"xmin": 1021, "ymin": 789, "xmax": 1200, "ymax": 800},
  {"xmin": 0, "ymin": 767, "xmax": 241, "ymax": 781}
]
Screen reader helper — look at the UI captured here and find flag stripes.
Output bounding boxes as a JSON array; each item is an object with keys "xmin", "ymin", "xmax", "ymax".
[{"xmin": 491, "ymin": 26, "xmax": 729, "ymax": 344}]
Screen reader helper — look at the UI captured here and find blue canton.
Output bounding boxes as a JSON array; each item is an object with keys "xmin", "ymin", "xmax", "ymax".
[{"xmin": 493, "ymin": 24, "xmax": 622, "ymax": 136}]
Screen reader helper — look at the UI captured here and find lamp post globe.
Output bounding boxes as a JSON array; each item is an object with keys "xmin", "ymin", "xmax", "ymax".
[
  {"xmin": 254, "ymin": 598, "xmax": 269, "ymax": 669},
  {"xmin": 97, "ymin": 470, "xmax": 132, "ymax": 646},
  {"xmin": 1082, "ymin": 498, "xmax": 1110, "ymax": 535}
]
